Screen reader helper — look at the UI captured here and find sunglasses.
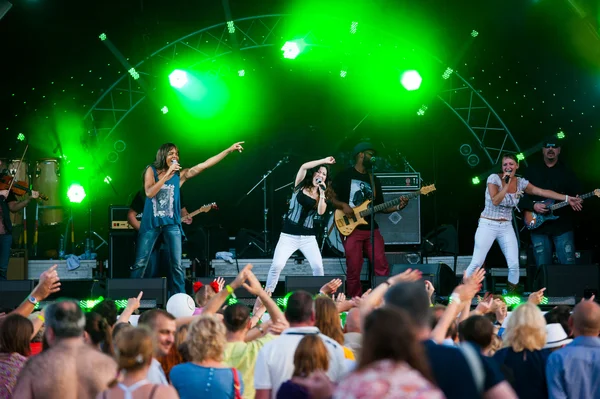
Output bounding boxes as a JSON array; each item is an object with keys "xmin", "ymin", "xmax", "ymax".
[{"xmin": 544, "ymin": 144, "xmax": 558, "ymax": 149}]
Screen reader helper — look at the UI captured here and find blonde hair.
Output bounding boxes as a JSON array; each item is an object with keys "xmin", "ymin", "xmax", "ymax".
[
  {"xmin": 485, "ymin": 334, "xmax": 503, "ymax": 356},
  {"xmin": 186, "ymin": 314, "xmax": 226, "ymax": 362},
  {"xmin": 292, "ymin": 335, "xmax": 329, "ymax": 377},
  {"xmin": 315, "ymin": 296, "xmax": 344, "ymax": 345},
  {"xmin": 503, "ymin": 303, "xmax": 547, "ymax": 352},
  {"xmin": 114, "ymin": 326, "xmax": 154, "ymax": 371}
]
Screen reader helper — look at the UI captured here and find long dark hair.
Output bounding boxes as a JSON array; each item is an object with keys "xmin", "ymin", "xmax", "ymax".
[
  {"xmin": 299, "ymin": 164, "xmax": 334, "ymax": 201},
  {"xmin": 359, "ymin": 307, "xmax": 435, "ymax": 383},
  {"xmin": 85, "ymin": 312, "xmax": 114, "ymax": 356},
  {"xmin": 152, "ymin": 143, "xmax": 178, "ymax": 171}
]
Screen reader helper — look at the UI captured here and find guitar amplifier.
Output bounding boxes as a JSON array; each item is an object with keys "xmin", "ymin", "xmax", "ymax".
[
  {"xmin": 376, "ymin": 173, "xmax": 420, "ymax": 191},
  {"xmin": 109, "ymin": 206, "xmax": 134, "ymax": 230}
]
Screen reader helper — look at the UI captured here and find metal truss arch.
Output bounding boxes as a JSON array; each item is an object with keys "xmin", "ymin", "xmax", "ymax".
[
  {"xmin": 437, "ymin": 72, "xmax": 525, "ymax": 166},
  {"xmin": 85, "ymin": 13, "xmax": 522, "ymax": 168}
]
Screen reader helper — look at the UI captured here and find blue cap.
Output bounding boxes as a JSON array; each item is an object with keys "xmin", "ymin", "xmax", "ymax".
[{"xmin": 353, "ymin": 142, "xmax": 376, "ymax": 156}]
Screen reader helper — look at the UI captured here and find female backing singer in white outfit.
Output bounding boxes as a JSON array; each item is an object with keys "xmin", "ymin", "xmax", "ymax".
[
  {"xmin": 465, "ymin": 153, "xmax": 581, "ymax": 292},
  {"xmin": 264, "ymin": 156, "xmax": 336, "ymax": 293}
]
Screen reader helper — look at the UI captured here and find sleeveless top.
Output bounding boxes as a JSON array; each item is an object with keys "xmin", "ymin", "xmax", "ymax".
[
  {"xmin": 480, "ymin": 174, "xmax": 529, "ymax": 221},
  {"xmin": 140, "ymin": 166, "xmax": 182, "ymax": 234},
  {"xmin": 281, "ymin": 186, "xmax": 318, "ymax": 236}
]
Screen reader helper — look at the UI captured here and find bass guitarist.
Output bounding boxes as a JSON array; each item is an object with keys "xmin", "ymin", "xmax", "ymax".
[
  {"xmin": 520, "ymin": 142, "xmax": 583, "ymax": 267},
  {"xmin": 330, "ymin": 142, "xmax": 408, "ymax": 297}
]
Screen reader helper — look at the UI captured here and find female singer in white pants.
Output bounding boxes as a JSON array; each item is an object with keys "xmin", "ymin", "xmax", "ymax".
[
  {"xmin": 465, "ymin": 153, "xmax": 581, "ymax": 291},
  {"xmin": 264, "ymin": 156, "xmax": 336, "ymax": 292}
]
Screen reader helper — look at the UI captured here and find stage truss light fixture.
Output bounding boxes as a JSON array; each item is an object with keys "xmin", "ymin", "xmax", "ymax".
[
  {"xmin": 556, "ymin": 130, "xmax": 565, "ymax": 139},
  {"xmin": 472, "ymin": 176, "xmax": 481, "ymax": 185},
  {"xmin": 516, "ymin": 153, "xmax": 525, "ymax": 161},
  {"xmin": 161, "ymin": 106, "xmax": 169, "ymax": 114},
  {"xmin": 169, "ymin": 70, "xmax": 188, "ymax": 89},
  {"xmin": 467, "ymin": 154, "xmax": 480, "ymax": 167},
  {"xmin": 417, "ymin": 105, "xmax": 428, "ymax": 116},
  {"xmin": 227, "ymin": 21, "xmax": 235, "ymax": 34},
  {"xmin": 471, "ymin": 30, "xmax": 479, "ymax": 37},
  {"xmin": 443, "ymin": 67, "xmax": 454, "ymax": 80},
  {"xmin": 340, "ymin": 70, "xmax": 347, "ymax": 78},
  {"xmin": 459, "ymin": 144, "xmax": 472, "ymax": 156},
  {"xmin": 99, "ymin": 33, "xmax": 107, "ymax": 41},
  {"xmin": 350, "ymin": 21, "xmax": 358, "ymax": 34},
  {"xmin": 282, "ymin": 39, "xmax": 306, "ymax": 59},
  {"xmin": 67, "ymin": 183, "xmax": 86, "ymax": 203},
  {"xmin": 238, "ymin": 69, "xmax": 245, "ymax": 77},
  {"xmin": 128, "ymin": 68, "xmax": 140, "ymax": 80},
  {"xmin": 17, "ymin": 133, "xmax": 25, "ymax": 141},
  {"xmin": 401, "ymin": 70, "xmax": 422, "ymax": 91}
]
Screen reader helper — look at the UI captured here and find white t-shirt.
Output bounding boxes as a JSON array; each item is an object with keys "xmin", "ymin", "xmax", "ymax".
[
  {"xmin": 254, "ymin": 326, "xmax": 347, "ymax": 399},
  {"xmin": 146, "ymin": 357, "xmax": 168, "ymax": 385}
]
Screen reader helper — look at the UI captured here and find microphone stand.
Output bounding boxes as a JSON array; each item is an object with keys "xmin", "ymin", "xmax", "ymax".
[
  {"xmin": 369, "ymin": 160, "xmax": 376, "ymax": 290},
  {"xmin": 236, "ymin": 156, "xmax": 288, "ymax": 255}
]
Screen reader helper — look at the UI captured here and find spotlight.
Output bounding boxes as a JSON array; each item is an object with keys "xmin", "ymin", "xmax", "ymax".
[
  {"xmin": 467, "ymin": 154, "xmax": 480, "ymax": 167},
  {"xmin": 67, "ymin": 184, "xmax": 86, "ymax": 203},
  {"xmin": 282, "ymin": 39, "xmax": 306, "ymax": 60},
  {"xmin": 401, "ymin": 70, "xmax": 422, "ymax": 91},
  {"xmin": 516, "ymin": 153, "xmax": 525, "ymax": 161},
  {"xmin": 169, "ymin": 70, "xmax": 188, "ymax": 89},
  {"xmin": 472, "ymin": 176, "xmax": 481, "ymax": 185}
]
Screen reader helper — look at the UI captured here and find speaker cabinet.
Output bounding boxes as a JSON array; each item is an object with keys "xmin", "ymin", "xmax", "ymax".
[
  {"xmin": 533, "ymin": 264, "xmax": 599, "ymax": 300},
  {"xmin": 375, "ymin": 191, "xmax": 420, "ymax": 245},
  {"xmin": 7, "ymin": 256, "xmax": 26, "ymax": 280},
  {"xmin": 285, "ymin": 276, "xmax": 346, "ymax": 296},
  {"xmin": 107, "ymin": 278, "xmax": 167, "ymax": 308},
  {"xmin": 0, "ymin": 280, "xmax": 35, "ymax": 309},
  {"xmin": 109, "ymin": 230, "xmax": 138, "ymax": 278},
  {"xmin": 374, "ymin": 264, "xmax": 456, "ymax": 295}
]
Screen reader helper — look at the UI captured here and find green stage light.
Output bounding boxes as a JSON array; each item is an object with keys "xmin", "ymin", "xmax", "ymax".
[
  {"xmin": 471, "ymin": 30, "xmax": 479, "ymax": 37},
  {"xmin": 417, "ymin": 105, "xmax": 428, "ymax": 116},
  {"xmin": 443, "ymin": 67, "xmax": 454, "ymax": 80},
  {"xmin": 80, "ymin": 296, "xmax": 104, "ymax": 311},
  {"xmin": 17, "ymin": 133, "xmax": 25, "ymax": 141},
  {"xmin": 400, "ymin": 70, "xmax": 422, "ymax": 91},
  {"xmin": 99, "ymin": 33, "xmax": 107, "ymax": 41},
  {"xmin": 557, "ymin": 130, "xmax": 565, "ymax": 139},
  {"xmin": 282, "ymin": 39, "xmax": 306, "ymax": 59},
  {"xmin": 227, "ymin": 297, "xmax": 238, "ymax": 306},
  {"xmin": 472, "ymin": 176, "xmax": 481, "ymax": 185},
  {"xmin": 67, "ymin": 184, "xmax": 86, "ymax": 203},
  {"xmin": 227, "ymin": 21, "xmax": 235, "ymax": 34},
  {"xmin": 516, "ymin": 153, "xmax": 525, "ymax": 161},
  {"xmin": 128, "ymin": 68, "xmax": 140, "ymax": 80},
  {"xmin": 340, "ymin": 70, "xmax": 347, "ymax": 78},
  {"xmin": 169, "ymin": 70, "xmax": 188, "ymax": 89},
  {"xmin": 238, "ymin": 69, "xmax": 245, "ymax": 77},
  {"xmin": 350, "ymin": 21, "xmax": 358, "ymax": 34},
  {"xmin": 503, "ymin": 295, "xmax": 522, "ymax": 307},
  {"xmin": 161, "ymin": 106, "xmax": 169, "ymax": 114},
  {"xmin": 103, "ymin": 176, "xmax": 112, "ymax": 184}
]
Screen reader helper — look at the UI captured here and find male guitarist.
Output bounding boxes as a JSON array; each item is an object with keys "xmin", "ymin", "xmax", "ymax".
[
  {"xmin": 331, "ymin": 142, "xmax": 408, "ymax": 297},
  {"xmin": 520, "ymin": 142, "xmax": 583, "ymax": 267}
]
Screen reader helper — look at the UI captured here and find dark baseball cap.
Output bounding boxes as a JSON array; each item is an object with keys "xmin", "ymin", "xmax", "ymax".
[{"xmin": 353, "ymin": 142, "xmax": 376, "ymax": 156}]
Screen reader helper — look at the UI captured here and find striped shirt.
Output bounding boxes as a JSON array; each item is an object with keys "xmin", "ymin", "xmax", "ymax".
[
  {"xmin": 281, "ymin": 189, "xmax": 318, "ymax": 236},
  {"xmin": 480, "ymin": 174, "xmax": 529, "ymax": 221}
]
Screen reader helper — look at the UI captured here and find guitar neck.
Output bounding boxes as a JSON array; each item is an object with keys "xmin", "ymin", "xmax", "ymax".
[
  {"xmin": 183, "ymin": 205, "xmax": 212, "ymax": 219},
  {"xmin": 549, "ymin": 191, "xmax": 595, "ymax": 211},
  {"xmin": 362, "ymin": 191, "xmax": 420, "ymax": 216}
]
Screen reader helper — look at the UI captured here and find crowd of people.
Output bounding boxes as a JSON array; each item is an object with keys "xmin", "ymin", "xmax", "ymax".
[{"xmin": 0, "ymin": 263, "xmax": 599, "ymax": 399}]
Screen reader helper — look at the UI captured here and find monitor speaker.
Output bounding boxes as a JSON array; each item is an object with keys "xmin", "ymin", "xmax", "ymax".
[
  {"xmin": 0, "ymin": 280, "xmax": 34, "ymax": 310},
  {"xmin": 109, "ymin": 230, "xmax": 138, "ymax": 278},
  {"xmin": 285, "ymin": 276, "xmax": 346, "ymax": 296},
  {"xmin": 107, "ymin": 278, "xmax": 167, "ymax": 308},
  {"xmin": 533, "ymin": 264, "xmax": 599, "ymax": 300},
  {"xmin": 375, "ymin": 191, "xmax": 420, "ymax": 245},
  {"xmin": 374, "ymin": 264, "xmax": 456, "ymax": 295}
]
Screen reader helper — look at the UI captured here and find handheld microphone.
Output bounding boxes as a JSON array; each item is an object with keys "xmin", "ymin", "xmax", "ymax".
[
  {"xmin": 172, "ymin": 159, "xmax": 180, "ymax": 176},
  {"xmin": 316, "ymin": 178, "xmax": 326, "ymax": 191},
  {"xmin": 504, "ymin": 170, "xmax": 512, "ymax": 184}
]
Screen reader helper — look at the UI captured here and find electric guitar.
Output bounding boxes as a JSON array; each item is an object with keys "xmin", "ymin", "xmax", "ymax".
[
  {"xmin": 523, "ymin": 189, "xmax": 599, "ymax": 230},
  {"xmin": 182, "ymin": 202, "xmax": 218, "ymax": 222},
  {"xmin": 334, "ymin": 184, "xmax": 436, "ymax": 236}
]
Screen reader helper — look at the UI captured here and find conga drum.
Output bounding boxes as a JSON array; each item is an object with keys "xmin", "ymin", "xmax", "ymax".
[{"xmin": 33, "ymin": 158, "xmax": 63, "ymax": 226}]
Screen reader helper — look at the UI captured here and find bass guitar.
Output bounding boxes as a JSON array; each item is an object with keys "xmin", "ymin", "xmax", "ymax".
[
  {"xmin": 182, "ymin": 202, "xmax": 217, "ymax": 222},
  {"xmin": 523, "ymin": 189, "xmax": 599, "ymax": 230},
  {"xmin": 334, "ymin": 184, "xmax": 436, "ymax": 236}
]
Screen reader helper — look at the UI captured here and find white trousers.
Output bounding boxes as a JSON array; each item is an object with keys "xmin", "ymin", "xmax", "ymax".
[
  {"xmin": 465, "ymin": 218, "xmax": 520, "ymax": 285},
  {"xmin": 265, "ymin": 233, "xmax": 324, "ymax": 292}
]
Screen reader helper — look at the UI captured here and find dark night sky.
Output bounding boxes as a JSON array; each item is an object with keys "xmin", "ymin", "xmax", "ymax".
[{"xmin": 1, "ymin": 0, "xmax": 599, "ymax": 262}]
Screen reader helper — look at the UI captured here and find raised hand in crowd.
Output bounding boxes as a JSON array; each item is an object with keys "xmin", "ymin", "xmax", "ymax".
[
  {"xmin": 528, "ymin": 287, "xmax": 546, "ymax": 305},
  {"xmin": 12, "ymin": 264, "xmax": 61, "ymax": 318},
  {"xmin": 319, "ymin": 278, "xmax": 343, "ymax": 296},
  {"xmin": 115, "ymin": 291, "xmax": 144, "ymax": 325},
  {"xmin": 214, "ymin": 276, "xmax": 226, "ymax": 292},
  {"xmin": 425, "ymin": 280, "xmax": 435, "ymax": 305}
]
